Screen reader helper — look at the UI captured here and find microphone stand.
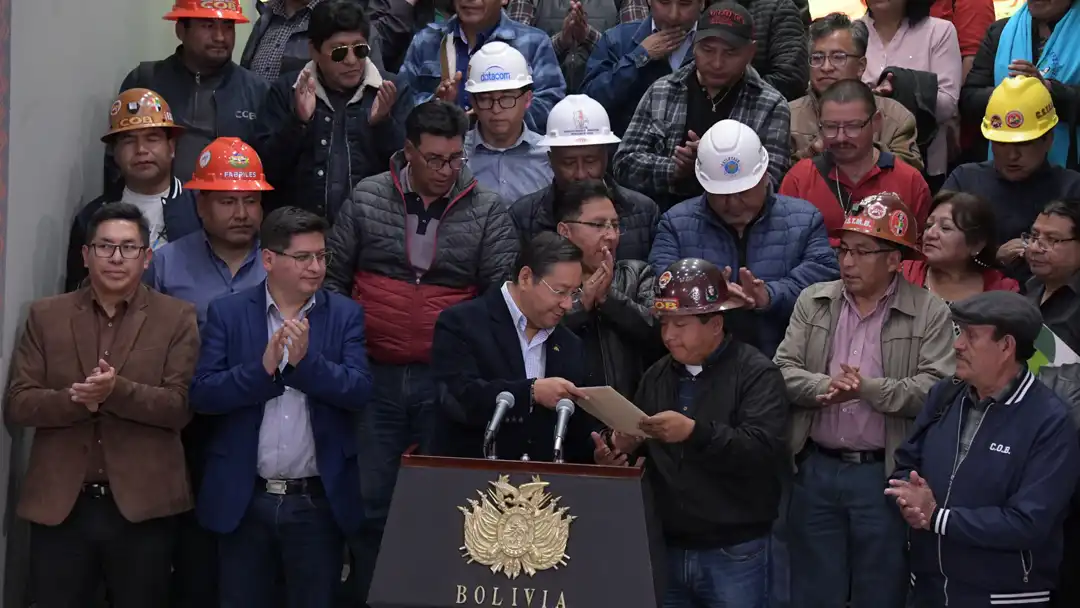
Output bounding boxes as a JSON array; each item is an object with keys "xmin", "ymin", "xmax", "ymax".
[{"xmin": 483, "ymin": 434, "xmax": 498, "ymax": 460}]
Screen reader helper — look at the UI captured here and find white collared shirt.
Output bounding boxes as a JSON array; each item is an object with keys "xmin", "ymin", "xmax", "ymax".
[{"xmin": 501, "ymin": 282, "xmax": 552, "ymax": 380}]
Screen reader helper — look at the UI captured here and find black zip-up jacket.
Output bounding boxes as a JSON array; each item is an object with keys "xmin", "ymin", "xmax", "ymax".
[
  {"xmin": 110, "ymin": 48, "xmax": 269, "ymax": 185},
  {"xmin": 633, "ymin": 337, "xmax": 789, "ymax": 548},
  {"xmin": 65, "ymin": 177, "xmax": 201, "ymax": 292},
  {"xmin": 253, "ymin": 62, "xmax": 411, "ymax": 220},
  {"xmin": 562, "ymin": 260, "xmax": 660, "ymax": 399},
  {"xmin": 509, "ymin": 178, "xmax": 659, "ymax": 261}
]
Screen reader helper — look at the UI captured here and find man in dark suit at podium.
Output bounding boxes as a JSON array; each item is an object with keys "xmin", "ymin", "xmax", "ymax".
[{"xmin": 430, "ymin": 233, "xmax": 598, "ymax": 462}]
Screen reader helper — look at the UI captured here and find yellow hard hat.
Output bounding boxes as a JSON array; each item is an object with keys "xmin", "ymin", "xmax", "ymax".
[{"xmin": 982, "ymin": 75, "xmax": 1058, "ymax": 143}]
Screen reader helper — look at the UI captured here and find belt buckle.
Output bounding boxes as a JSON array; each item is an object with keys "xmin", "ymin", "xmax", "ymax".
[
  {"xmin": 265, "ymin": 479, "xmax": 288, "ymax": 495},
  {"xmin": 840, "ymin": 452, "xmax": 862, "ymax": 464}
]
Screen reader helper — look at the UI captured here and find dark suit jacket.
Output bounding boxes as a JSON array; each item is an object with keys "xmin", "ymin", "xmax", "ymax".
[
  {"xmin": 189, "ymin": 283, "xmax": 372, "ymax": 535},
  {"xmin": 429, "ymin": 286, "xmax": 597, "ymax": 463},
  {"xmin": 5, "ymin": 285, "xmax": 200, "ymax": 525}
]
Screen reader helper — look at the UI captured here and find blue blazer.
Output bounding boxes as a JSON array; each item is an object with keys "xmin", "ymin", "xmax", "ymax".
[
  {"xmin": 189, "ymin": 283, "xmax": 372, "ymax": 535},
  {"xmin": 428, "ymin": 286, "xmax": 598, "ymax": 463}
]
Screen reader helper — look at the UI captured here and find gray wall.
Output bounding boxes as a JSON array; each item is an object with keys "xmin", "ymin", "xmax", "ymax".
[{"xmin": 0, "ymin": 1, "xmax": 254, "ymax": 603}]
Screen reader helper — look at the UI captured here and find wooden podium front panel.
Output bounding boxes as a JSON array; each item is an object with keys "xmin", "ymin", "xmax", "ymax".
[{"xmin": 368, "ymin": 460, "xmax": 661, "ymax": 608}]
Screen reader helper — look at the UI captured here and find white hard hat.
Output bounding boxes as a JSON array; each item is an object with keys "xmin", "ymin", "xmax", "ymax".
[
  {"xmin": 695, "ymin": 120, "xmax": 769, "ymax": 195},
  {"xmin": 537, "ymin": 95, "xmax": 621, "ymax": 147},
  {"xmin": 464, "ymin": 41, "xmax": 533, "ymax": 94}
]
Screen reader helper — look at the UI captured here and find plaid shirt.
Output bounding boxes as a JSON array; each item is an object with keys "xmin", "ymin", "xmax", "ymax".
[
  {"xmin": 506, "ymin": 0, "xmax": 648, "ymax": 55},
  {"xmin": 612, "ymin": 63, "xmax": 791, "ymax": 205},
  {"xmin": 249, "ymin": 0, "xmax": 324, "ymax": 82}
]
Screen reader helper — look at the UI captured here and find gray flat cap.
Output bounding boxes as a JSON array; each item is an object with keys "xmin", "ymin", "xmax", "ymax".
[{"xmin": 950, "ymin": 291, "xmax": 1043, "ymax": 348}]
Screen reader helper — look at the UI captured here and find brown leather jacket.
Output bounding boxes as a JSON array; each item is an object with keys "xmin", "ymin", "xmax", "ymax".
[
  {"xmin": 5, "ymin": 285, "xmax": 199, "ymax": 525},
  {"xmin": 789, "ymin": 93, "xmax": 924, "ymax": 172}
]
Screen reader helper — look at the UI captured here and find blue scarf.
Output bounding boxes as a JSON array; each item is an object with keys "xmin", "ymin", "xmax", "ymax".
[{"xmin": 992, "ymin": 2, "xmax": 1080, "ymax": 165}]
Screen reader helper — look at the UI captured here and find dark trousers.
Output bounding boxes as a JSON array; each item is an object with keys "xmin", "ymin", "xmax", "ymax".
[
  {"xmin": 663, "ymin": 537, "xmax": 771, "ymax": 608},
  {"xmin": 29, "ymin": 492, "xmax": 177, "ymax": 608},
  {"xmin": 789, "ymin": 449, "xmax": 908, "ymax": 608},
  {"xmin": 349, "ymin": 363, "xmax": 436, "ymax": 606},
  {"xmin": 218, "ymin": 491, "xmax": 343, "ymax": 608},
  {"xmin": 170, "ymin": 510, "xmax": 218, "ymax": 608}
]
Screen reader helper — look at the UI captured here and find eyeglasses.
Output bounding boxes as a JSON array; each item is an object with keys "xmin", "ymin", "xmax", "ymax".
[
  {"xmin": 540, "ymin": 278, "xmax": 583, "ymax": 302},
  {"xmin": 90, "ymin": 243, "xmax": 146, "ymax": 259},
  {"xmin": 329, "ymin": 43, "xmax": 371, "ymax": 62},
  {"xmin": 563, "ymin": 220, "xmax": 624, "ymax": 235},
  {"xmin": 833, "ymin": 245, "xmax": 893, "ymax": 260},
  {"xmin": 1022, "ymin": 232, "xmax": 1078, "ymax": 252},
  {"xmin": 472, "ymin": 92, "xmax": 526, "ymax": 110},
  {"xmin": 422, "ymin": 153, "xmax": 468, "ymax": 171},
  {"xmin": 271, "ymin": 249, "xmax": 334, "ymax": 266},
  {"xmin": 809, "ymin": 51, "xmax": 862, "ymax": 68},
  {"xmin": 819, "ymin": 115, "xmax": 873, "ymax": 139}
]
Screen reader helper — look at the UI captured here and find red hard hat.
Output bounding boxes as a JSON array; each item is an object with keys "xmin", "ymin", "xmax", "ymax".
[
  {"xmin": 164, "ymin": 0, "xmax": 249, "ymax": 23},
  {"xmin": 837, "ymin": 192, "xmax": 921, "ymax": 258},
  {"xmin": 654, "ymin": 258, "xmax": 742, "ymax": 316},
  {"xmin": 184, "ymin": 138, "xmax": 273, "ymax": 192}
]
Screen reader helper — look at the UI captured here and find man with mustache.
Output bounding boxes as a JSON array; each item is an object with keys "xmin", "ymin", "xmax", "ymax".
[
  {"xmin": 781, "ymin": 78, "xmax": 931, "ymax": 244},
  {"xmin": 112, "ymin": 0, "xmax": 269, "ymax": 184},
  {"xmin": 67, "ymin": 89, "xmax": 202, "ymax": 293},
  {"xmin": 773, "ymin": 192, "xmax": 955, "ymax": 608},
  {"xmin": 143, "ymin": 136, "xmax": 271, "ymax": 608}
]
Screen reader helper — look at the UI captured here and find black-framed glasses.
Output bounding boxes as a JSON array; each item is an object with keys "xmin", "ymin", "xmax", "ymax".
[
  {"xmin": 1022, "ymin": 232, "xmax": 1078, "ymax": 252},
  {"xmin": 809, "ymin": 51, "xmax": 862, "ymax": 68},
  {"xmin": 819, "ymin": 115, "xmax": 873, "ymax": 138},
  {"xmin": 472, "ymin": 91, "xmax": 526, "ymax": 110},
  {"xmin": 833, "ymin": 246, "xmax": 894, "ymax": 260},
  {"xmin": 90, "ymin": 243, "xmax": 146, "ymax": 259},
  {"xmin": 540, "ymin": 278, "xmax": 584, "ymax": 302},
  {"xmin": 563, "ymin": 220, "xmax": 624, "ymax": 235},
  {"xmin": 423, "ymin": 153, "xmax": 468, "ymax": 171},
  {"xmin": 270, "ymin": 249, "xmax": 334, "ymax": 266},
  {"xmin": 329, "ymin": 43, "xmax": 371, "ymax": 62}
]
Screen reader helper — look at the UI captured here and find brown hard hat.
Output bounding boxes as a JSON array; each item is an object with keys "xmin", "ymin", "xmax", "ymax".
[
  {"xmin": 837, "ymin": 192, "xmax": 920, "ymax": 257},
  {"xmin": 654, "ymin": 258, "xmax": 741, "ymax": 316},
  {"xmin": 103, "ymin": 88, "xmax": 184, "ymax": 142}
]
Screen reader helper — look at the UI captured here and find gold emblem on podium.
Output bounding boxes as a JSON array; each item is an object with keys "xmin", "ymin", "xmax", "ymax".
[{"xmin": 458, "ymin": 475, "xmax": 575, "ymax": 579}]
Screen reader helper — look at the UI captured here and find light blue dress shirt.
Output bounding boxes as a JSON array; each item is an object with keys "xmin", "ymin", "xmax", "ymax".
[
  {"xmin": 257, "ymin": 288, "xmax": 320, "ymax": 480},
  {"xmin": 465, "ymin": 126, "xmax": 553, "ymax": 205},
  {"xmin": 500, "ymin": 282, "xmax": 552, "ymax": 380}
]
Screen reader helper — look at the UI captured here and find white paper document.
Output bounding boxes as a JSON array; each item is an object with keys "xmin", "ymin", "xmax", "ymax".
[{"xmin": 577, "ymin": 386, "xmax": 650, "ymax": 438}]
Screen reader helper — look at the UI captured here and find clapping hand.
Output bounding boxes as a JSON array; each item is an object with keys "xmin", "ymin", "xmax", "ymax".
[
  {"xmin": 70, "ymin": 359, "xmax": 117, "ymax": 412},
  {"xmin": 369, "ymin": 80, "xmax": 398, "ymax": 125},
  {"xmin": 885, "ymin": 471, "xmax": 937, "ymax": 530},
  {"xmin": 816, "ymin": 364, "xmax": 862, "ymax": 405},
  {"xmin": 294, "ymin": 69, "xmax": 317, "ymax": 123}
]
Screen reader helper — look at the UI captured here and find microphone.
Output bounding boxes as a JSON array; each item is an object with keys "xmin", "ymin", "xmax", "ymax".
[
  {"xmin": 484, "ymin": 391, "xmax": 515, "ymax": 459},
  {"xmin": 552, "ymin": 399, "xmax": 576, "ymax": 464}
]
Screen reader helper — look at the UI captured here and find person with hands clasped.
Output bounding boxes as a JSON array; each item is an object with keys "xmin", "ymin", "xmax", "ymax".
[
  {"xmin": 554, "ymin": 179, "xmax": 659, "ymax": 399},
  {"xmin": 6, "ymin": 203, "xmax": 201, "ymax": 608},
  {"xmin": 888, "ymin": 291, "xmax": 1080, "ymax": 607},
  {"xmin": 596, "ymin": 257, "xmax": 788, "ymax": 608},
  {"xmin": 429, "ymin": 233, "xmax": 599, "ymax": 462},
  {"xmin": 254, "ymin": 0, "xmax": 411, "ymax": 221},
  {"xmin": 773, "ymin": 192, "xmax": 956, "ymax": 608},
  {"xmin": 189, "ymin": 207, "xmax": 373, "ymax": 608},
  {"xmin": 650, "ymin": 119, "xmax": 839, "ymax": 357}
]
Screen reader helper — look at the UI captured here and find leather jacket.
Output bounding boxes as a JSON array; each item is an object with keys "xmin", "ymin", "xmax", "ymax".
[{"xmin": 561, "ymin": 259, "xmax": 660, "ymax": 399}]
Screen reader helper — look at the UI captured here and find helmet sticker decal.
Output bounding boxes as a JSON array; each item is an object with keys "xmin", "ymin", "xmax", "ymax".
[
  {"xmin": 228, "ymin": 151, "xmax": 250, "ymax": 168},
  {"xmin": 127, "ymin": 101, "xmax": 140, "ymax": 114},
  {"xmin": 866, "ymin": 201, "xmax": 888, "ymax": 220},
  {"xmin": 658, "ymin": 271, "xmax": 673, "ymax": 289},
  {"xmin": 990, "ymin": 114, "xmax": 1003, "ymax": 129},
  {"xmin": 199, "ymin": 150, "xmax": 212, "ymax": 168},
  {"xmin": 479, "ymin": 65, "xmax": 511, "ymax": 82},
  {"xmin": 110, "ymin": 100, "xmax": 122, "ymax": 116},
  {"xmin": 722, "ymin": 157, "xmax": 741, "ymax": 176},
  {"xmin": 705, "ymin": 284, "xmax": 718, "ymax": 302},
  {"xmin": 889, "ymin": 210, "xmax": 908, "ymax": 237},
  {"xmin": 1005, "ymin": 111, "xmax": 1024, "ymax": 129},
  {"xmin": 690, "ymin": 286, "xmax": 701, "ymax": 304}
]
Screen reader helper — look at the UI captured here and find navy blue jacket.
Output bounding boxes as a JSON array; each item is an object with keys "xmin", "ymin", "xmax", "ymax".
[
  {"xmin": 428, "ymin": 286, "xmax": 599, "ymax": 462},
  {"xmin": 65, "ymin": 177, "xmax": 201, "ymax": 293},
  {"xmin": 189, "ymin": 284, "xmax": 373, "ymax": 535},
  {"xmin": 893, "ymin": 373, "xmax": 1080, "ymax": 603}
]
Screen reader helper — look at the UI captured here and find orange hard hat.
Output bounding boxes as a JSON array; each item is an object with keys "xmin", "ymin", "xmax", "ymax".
[
  {"xmin": 184, "ymin": 138, "xmax": 273, "ymax": 192},
  {"xmin": 837, "ymin": 192, "xmax": 921, "ymax": 258},
  {"xmin": 164, "ymin": 0, "xmax": 249, "ymax": 22},
  {"xmin": 103, "ymin": 88, "xmax": 184, "ymax": 142}
]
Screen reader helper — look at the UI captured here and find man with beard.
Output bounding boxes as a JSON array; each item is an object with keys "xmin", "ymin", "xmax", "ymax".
[
  {"xmin": 113, "ymin": 0, "xmax": 269, "ymax": 184},
  {"xmin": 781, "ymin": 78, "xmax": 931, "ymax": 242},
  {"xmin": 68, "ymin": 89, "xmax": 201, "ymax": 292}
]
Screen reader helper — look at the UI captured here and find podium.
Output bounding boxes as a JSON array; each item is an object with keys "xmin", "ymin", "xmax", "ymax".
[{"xmin": 368, "ymin": 454, "xmax": 665, "ymax": 608}]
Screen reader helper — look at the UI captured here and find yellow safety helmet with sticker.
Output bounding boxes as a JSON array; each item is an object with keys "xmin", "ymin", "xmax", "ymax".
[{"xmin": 982, "ymin": 75, "xmax": 1059, "ymax": 143}]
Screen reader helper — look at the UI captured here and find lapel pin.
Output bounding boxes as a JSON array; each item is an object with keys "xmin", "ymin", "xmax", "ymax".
[{"xmin": 553, "ymin": 345, "xmax": 560, "ymax": 352}]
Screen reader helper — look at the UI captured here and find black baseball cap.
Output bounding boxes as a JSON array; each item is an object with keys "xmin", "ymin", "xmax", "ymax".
[{"xmin": 694, "ymin": 2, "xmax": 755, "ymax": 47}]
